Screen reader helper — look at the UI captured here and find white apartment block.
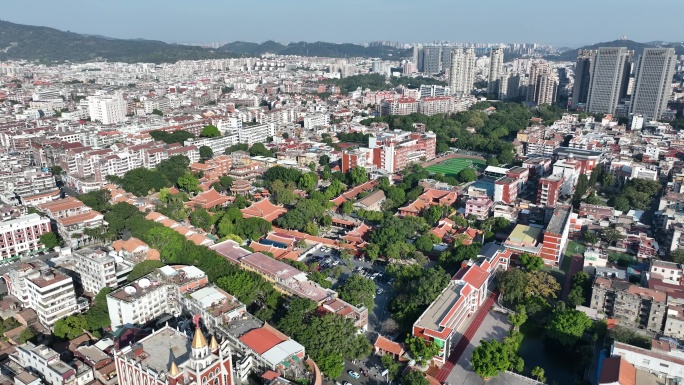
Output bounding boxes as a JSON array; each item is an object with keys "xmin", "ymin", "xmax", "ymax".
[
  {"xmin": 87, "ymin": 95, "xmax": 127, "ymax": 125},
  {"xmin": 303, "ymin": 113, "xmax": 330, "ymax": 129},
  {"xmin": 106, "ymin": 265, "xmax": 207, "ymax": 330},
  {"xmin": 185, "ymin": 135, "xmax": 237, "ymax": 155},
  {"xmin": 71, "ymin": 248, "xmax": 131, "ymax": 294},
  {"xmin": 0, "ymin": 213, "xmax": 52, "ymax": 260},
  {"xmin": 239, "ymin": 123, "xmax": 275, "ymax": 147},
  {"xmin": 3, "ymin": 261, "xmax": 47, "ymax": 306},
  {"xmin": 612, "ymin": 341, "xmax": 684, "ymax": 379},
  {"xmin": 26, "ymin": 268, "xmax": 79, "ymax": 328},
  {"xmin": 487, "ymin": 47, "xmax": 504, "ymax": 95}
]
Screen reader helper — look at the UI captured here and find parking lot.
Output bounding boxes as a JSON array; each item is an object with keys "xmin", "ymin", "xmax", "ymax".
[{"xmin": 302, "ymin": 247, "xmax": 395, "ymax": 335}]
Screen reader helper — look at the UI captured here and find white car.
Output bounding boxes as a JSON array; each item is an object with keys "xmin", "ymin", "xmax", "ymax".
[{"xmin": 332, "ymin": 260, "xmax": 340, "ymax": 266}]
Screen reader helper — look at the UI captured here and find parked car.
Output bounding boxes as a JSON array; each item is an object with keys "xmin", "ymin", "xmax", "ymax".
[
  {"xmin": 376, "ymin": 288, "xmax": 384, "ymax": 295},
  {"xmin": 348, "ymin": 371, "xmax": 360, "ymax": 379}
]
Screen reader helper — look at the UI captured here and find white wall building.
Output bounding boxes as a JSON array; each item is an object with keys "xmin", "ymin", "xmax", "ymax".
[
  {"xmin": 106, "ymin": 265, "xmax": 207, "ymax": 330},
  {"xmin": 0, "ymin": 213, "xmax": 52, "ymax": 260},
  {"xmin": 71, "ymin": 248, "xmax": 132, "ymax": 294},
  {"xmin": 239, "ymin": 123, "xmax": 275, "ymax": 147},
  {"xmin": 87, "ymin": 95, "xmax": 127, "ymax": 125},
  {"xmin": 12, "ymin": 343, "xmax": 94, "ymax": 385},
  {"xmin": 26, "ymin": 268, "xmax": 79, "ymax": 328},
  {"xmin": 449, "ymin": 47, "xmax": 476, "ymax": 96},
  {"xmin": 303, "ymin": 114, "xmax": 330, "ymax": 129}
]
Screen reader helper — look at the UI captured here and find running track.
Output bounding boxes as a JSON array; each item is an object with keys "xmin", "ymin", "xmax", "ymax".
[{"xmin": 435, "ymin": 291, "xmax": 497, "ymax": 382}]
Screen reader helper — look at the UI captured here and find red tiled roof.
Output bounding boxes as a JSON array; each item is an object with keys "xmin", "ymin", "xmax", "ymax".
[
  {"xmin": 599, "ymin": 357, "xmax": 636, "ymax": 385},
  {"xmin": 241, "ymin": 199, "xmax": 287, "ymax": 222},
  {"xmin": 374, "ymin": 335, "xmax": 404, "ymax": 356},
  {"xmin": 239, "ymin": 328, "xmax": 286, "ymax": 355}
]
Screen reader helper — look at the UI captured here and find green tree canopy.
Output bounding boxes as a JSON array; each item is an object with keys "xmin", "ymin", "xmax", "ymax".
[
  {"xmin": 39, "ymin": 232, "xmax": 60, "ymax": 249},
  {"xmin": 349, "ymin": 166, "xmax": 369, "ymax": 186},
  {"xmin": 406, "ymin": 336, "xmax": 440, "ymax": 366},
  {"xmin": 471, "ymin": 340, "xmax": 512, "ymax": 379},
  {"xmin": 127, "ymin": 260, "xmax": 166, "ymax": 282},
  {"xmin": 177, "ymin": 172, "xmax": 200, "ymax": 193},
  {"xmin": 249, "ymin": 143, "xmax": 274, "ymax": 157},
  {"xmin": 401, "ymin": 371, "xmax": 430, "ymax": 385},
  {"xmin": 338, "ymin": 275, "xmax": 376, "ymax": 312},
  {"xmin": 199, "ymin": 145, "xmax": 214, "ymax": 161},
  {"xmin": 189, "ymin": 208, "xmax": 213, "ymax": 231},
  {"xmin": 546, "ymin": 308, "xmax": 593, "ymax": 346},
  {"xmin": 456, "ymin": 168, "xmax": 477, "ymax": 183},
  {"xmin": 200, "ymin": 125, "xmax": 220, "ymax": 138},
  {"xmin": 519, "ymin": 253, "xmax": 544, "ymax": 271}
]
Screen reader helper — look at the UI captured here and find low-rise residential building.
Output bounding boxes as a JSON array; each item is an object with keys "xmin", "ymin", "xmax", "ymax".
[
  {"xmin": 0, "ymin": 213, "xmax": 52, "ymax": 260},
  {"xmin": 465, "ymin": 197, "xmax": 493, "ymax": 220},
  {"xmin": 12, "ymin": 342, "xmax": 91, "ymax": 385},
  {"xmin": 3, "ymin": 261, "xmax": 47, "ymax": 305},
  {"xmin": 590, "ymin": 277, "xmax": 667, "ymax": 333},
  {"xmin": 55, "ymin": 211, "xmax": 106, "ymax": 249}
]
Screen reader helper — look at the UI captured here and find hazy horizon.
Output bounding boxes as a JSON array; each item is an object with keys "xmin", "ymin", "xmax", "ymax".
[{"xmin": 2, "ymin": 0, "xmax": 682, "ymax": 48}]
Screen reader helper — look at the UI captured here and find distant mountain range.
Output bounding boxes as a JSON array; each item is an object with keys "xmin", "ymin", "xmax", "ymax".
[
  {"xmin": 217, "ymin": 40, "xmax": 411, "ymax": 60},
  {"xmin": 0, "ymin": 20, "xmax": 410, "ymax": 63},
  {"xmin": 546, "ymin": 39, "xmax": 684, "ymax": 61},
  {"xmin": 0, "ymin": 20, "xmax": 234, "ymax": 64},
  {"xmin": 0, "ymin": 20, "xmax": 680, "ymax": 64}
]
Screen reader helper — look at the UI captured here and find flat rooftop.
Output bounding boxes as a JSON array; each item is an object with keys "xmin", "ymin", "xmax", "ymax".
[
  {"xmin": 414, "ymin": 281, "xmax": 466, "ymax": 333},
  {"xmin": 554, "ymin": 146, "xmax": 603, "ymax": 157},
  {"xmin": 547, "ymin": 205, "xmax": 571, "ymax": 235},
  {"xmin": 122, "ymin": 327, "xmax": 190, "ymax": 375},
  {"xmin": 506, "ymin": 225, "xmax": 542, "ymax": 245}
]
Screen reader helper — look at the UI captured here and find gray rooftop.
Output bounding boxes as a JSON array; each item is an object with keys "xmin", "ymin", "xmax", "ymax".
[
  {"xmin": 124, "ymin": 327, "xmax": 191, "ymax": 374},
  {"xmin": 546, "ymin": 205, "xmax": 571, "ymax": 235},
  {"xmin": 414, "ymin": 281, "xmax": 465, "ymax": 333}
]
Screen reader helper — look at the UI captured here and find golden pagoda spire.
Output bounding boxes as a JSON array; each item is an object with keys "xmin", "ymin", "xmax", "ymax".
[
  {"xmin": 192, "ymin": 328, "xmax": 208, "ymax": 349},
  {"xmin": 210, "ymin": 335, "xmax": 219, "ymax": 350},
  {"xmin": 169, "ymin": 360, "xmax": 180, "ymax": 376}
]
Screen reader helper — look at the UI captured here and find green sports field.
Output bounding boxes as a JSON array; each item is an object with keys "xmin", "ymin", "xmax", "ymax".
[{"xmin": 425, "ymin": 158, "xmax": 487, "ymax": 177}]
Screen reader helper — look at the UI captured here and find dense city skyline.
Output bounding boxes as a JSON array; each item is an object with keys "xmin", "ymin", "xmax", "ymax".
[{"xmin": 2, "ymin": 0, "xmax": 682, "ymax": 47}]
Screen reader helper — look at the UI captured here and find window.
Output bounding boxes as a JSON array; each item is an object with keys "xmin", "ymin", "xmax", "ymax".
[{"xmin": 660, "ymin": 363, "xmax": 669, "ymax": 368}]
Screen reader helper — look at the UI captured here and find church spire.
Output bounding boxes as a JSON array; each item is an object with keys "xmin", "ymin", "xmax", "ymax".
[
  {"xmin": 210, "ymin": 335, "xmax": 219, "ymax": 350},
  {"xmin": 192, "ymin": 328, "xmax": 208, "ymax": 349},
  {"xmin": 169, "ymin": 360, "xmax": 180, "ymax": 376}
]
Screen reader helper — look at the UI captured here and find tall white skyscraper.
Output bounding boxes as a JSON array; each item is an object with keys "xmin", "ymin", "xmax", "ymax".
[
  {"xmin": 630, "ymin": 48, "xmax": 676, "ymax": 121},
  {"xmin": 487, "ymin": 47, "xmax": 504, "ymax": 95},
  {"xmin": 449, "ymin": 47, "xmax": 476, "ymax": 96},
  {"xmin": 586, "ymin": 47, "xmax": 632, "ymax": 115}
]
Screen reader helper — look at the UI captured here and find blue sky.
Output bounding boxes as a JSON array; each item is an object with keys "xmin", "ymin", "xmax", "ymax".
[{"xmin": 2, "ymin": 0, "xmax": 681, "ymax": 47}]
